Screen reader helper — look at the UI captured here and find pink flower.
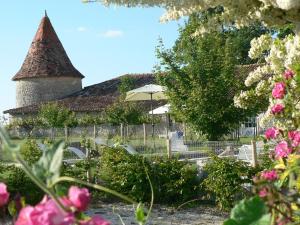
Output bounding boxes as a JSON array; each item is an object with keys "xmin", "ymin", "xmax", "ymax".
[
  {"xmin": 283, "ymin": 69, "xmax": 294, "ymax": 80},
  {"xmin": 275, "ymin": 141, "xmax": 292, "ymax": 158},
  {"xmin": 0, "ymin": 183, "xmax": 10, "ymax": 207},
  {"xmin": 265, "ymin": 127, "xmax": 279, "ymax": 140},
  {"xmin": 15, "ymin": 197, "xmax": 75, "ymax": 225},
  {"xmin": 259, "ymin": 188, "xmax": 268, "ymax": 198},
  {"xmin": 15, "ymin": 206, "xmax": 35, "ymax": 225},
  {"xmin": 68, "ymin": 186, "xmax": 90, "ymax": 211},
  {"xmin": 271, "ymin": 104, "xmax": 284, "ymax": 114},
  {"xmin": 276, "ymin": 217, "xmax": 291, "ymax": 225},
  {"xmin": 80, "ymin": 216, "xmax": 111, "ymax": 225},
  {"xmin": 261, "ymin": 170, "xmax": 278, "ymax": 181},
  {"xmin": 272, "ymin": 82, "xmax": 286, "ymax": 99},
  {"xmin": 288, "ymin": 130, "xmax": 300, "ymax": 147}
]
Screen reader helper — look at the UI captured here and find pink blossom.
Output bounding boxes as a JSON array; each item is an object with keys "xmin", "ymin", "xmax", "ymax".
[
  {"xmin": 261, "ymin": 170, "xmax": 278, "ymax": 181},
  {"xmin": 80, "ymin": 216, "xmax": 111, "ymax": 225},
  {"xmin": 288, "ymin": 130, "xmax": 300, "ymax": 147},
  {"xmin": 68, "ymin": 186, "xmax": 90, "ymax": 211},
  {"xmin": 15, "ymin": 206, "xmax": 35, "ymax": 225},
  {"xmin": 276, "ymin": 217, "xmax": 291, "ymax": 225},
  {"xmin": 283, "ymin": 69, "xmax": 294, "ymax": 80},
  {"xmin": 259, "ymin": 188, "xmax": 268, "ymax": 198},
  {"xmin": 275, "ymin": 141, "xmax": 292, "ymax": 158},
  {"xmin": 0, "ymin": 182, "xmax": 10, "ymax": 207},
  {"xmin": 271, "ymin": 104, "xmax": 284, "ymax": 114},
  {"xmin": 265, "ymin": 127, "xmax": 279, "ymax": 140},
  {"xmin": 272, "ymin": 82, "xmax": 286, "ymax": 99},
  {"xmin": 15, "ymin": 197, "xmax": 75, "ymax": 225}
]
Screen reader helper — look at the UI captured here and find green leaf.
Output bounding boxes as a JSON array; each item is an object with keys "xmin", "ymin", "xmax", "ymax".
[
  {"xmin": 49, "ymin": 141, "xmax": 64, "ymax": 184},
  {"xmin": 8, "ymin": 201, "xmax": 17, "ymax": 217},
  {"xmin": 0, "ymin": 127, "xmax": 20, "ymax": 153},
  {"xmin": 224, "ymin": 219, "xmax": 239, "ymax": 225},
  {"xmin": 223, "ymin": 196, "xmax": 271, "ymax": 225},
  {"xmin": 32, "ymin": 141, "xmax": 65, "ymax": 187},
  {"xmin": 135, "ymin": 203, "xmax": 146, "ymax": 225}
]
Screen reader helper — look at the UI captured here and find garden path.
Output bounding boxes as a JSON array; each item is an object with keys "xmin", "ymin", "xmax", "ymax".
[{"xmin": 88, "ymin": 203, "xmax": 227, "ymax": 225}]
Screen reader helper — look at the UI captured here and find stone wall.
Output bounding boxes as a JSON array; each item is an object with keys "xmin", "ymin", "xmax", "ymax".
[{"xmin": 16, "ymin": 77, "xmax": 82, "ymax": 107}]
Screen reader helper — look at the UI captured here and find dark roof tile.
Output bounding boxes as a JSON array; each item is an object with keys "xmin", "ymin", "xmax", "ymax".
[
  {"xmin": 5, "ymin": 73, "xmax": 156, "ymax": 115},
  {"xmin": 12, "ymin": 15, "xmax": 84, "ymax": 81}
]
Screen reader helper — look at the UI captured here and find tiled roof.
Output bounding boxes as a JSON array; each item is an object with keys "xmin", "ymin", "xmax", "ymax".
[
  {"xmin": 5, "ymin": 64, "xmax": 262, "ymax": 115},
  {"xmin": 234, "ymin": 64, "xmax": 264, "ymax": 79},
  {"xmin": 5, "ymin": 73, "xmax": 157, "ymax": 115},
  {"xmin": 12, "ymin": 15, "xmax": 84, "ymax": 81}
]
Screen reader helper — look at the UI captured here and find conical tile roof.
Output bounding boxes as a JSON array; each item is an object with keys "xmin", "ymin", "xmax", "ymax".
[{"xmin": 12, "ymin": 14, "xmax": 84, "ymax": 81}]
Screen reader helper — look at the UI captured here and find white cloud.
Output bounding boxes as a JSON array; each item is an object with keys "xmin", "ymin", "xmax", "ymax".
[
  {"xmin": 77, "ymin": 26, "xmax": 87, "ymax": 32},
  {"xmin": 100, "ymin": 30, "xmax": 124, "ymax": 38}
]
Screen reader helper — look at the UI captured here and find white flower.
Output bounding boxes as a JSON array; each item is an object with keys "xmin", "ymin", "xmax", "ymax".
[{"xmin": 249, "ymin": 34, "xmax": 273, "ymax": 59}]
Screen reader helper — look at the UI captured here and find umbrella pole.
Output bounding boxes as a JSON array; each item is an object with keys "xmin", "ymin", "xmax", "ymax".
[{"xmin": 151, "ymin": 93, "xmax": 154, "ymax": 138}]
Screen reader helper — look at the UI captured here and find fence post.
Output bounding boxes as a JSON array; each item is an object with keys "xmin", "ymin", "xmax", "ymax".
[
  {"xmin": 120, "ymin": 123, "xmax": 123, "ymax": 140},
  {"xmin": 251, "ymin": 140, "xmax": 258, "ymax": 167},
  {"xmin": 51, "ymin": 127, "xmax": 54, "ymax": 140},
  {"xmin": 143, "ymin": 123, "xmax": 147, "ymax": 146},
  {"xmin": 183, "ymin": 122, "xmax": 186, "ymax": 142},
  {"xmin": 93, "ymin": 124, "xmax": 96, "ymax": 149},
  {"xmin": 167, "ymin": 138, "xmax": 172, "ymax": 159},
  {"xmin": 64, "ymin": 126, "xmax": 68, "ymax": 142},
  {"xmin": 86, "ymin": 147, "xmax": 92, "ymax": 182}
]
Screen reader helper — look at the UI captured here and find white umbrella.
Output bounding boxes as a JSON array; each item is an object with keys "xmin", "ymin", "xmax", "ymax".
[
  {"xmin": 125, "ymin": 84, "xmax": 167, "ymax": 136},
  {"xmin": 125, "ymin": 84, "xmax": 167, "ymax": 101},
  {"xmin": 148, "ymin": 104, "xmax": 170, "ymax": 115}
]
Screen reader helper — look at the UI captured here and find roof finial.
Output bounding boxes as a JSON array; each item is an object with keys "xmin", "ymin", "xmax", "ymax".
[{"xmin": 45, "ymin": 10, "xmax": 48, "ymax": 17}]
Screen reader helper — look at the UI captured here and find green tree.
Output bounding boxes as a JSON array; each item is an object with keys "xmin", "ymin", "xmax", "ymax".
[
  {"xmin": 105, "ymin": 101, "xmax": 144, "ymax": 125},
  {"xmin": 38, "ymin": 103, "xmax": 77, "ymax": 128},
  {"xmin": 8, "ymin": 117, "xmax": 43, "ymax": 137},
  {"xmin": 77, "ymin": 115, "xmax": 104, "ymax": 127},
  {"xmin": 156, "ymin": 14, "xmax": 268, "ymax": 140},
  {"xmin": 105, "ymin": 75, "xmax": 148, "ymax": 125},
  {"xmin": 118, "ymin": 75, "xmax": 135, "ymax": 98}
]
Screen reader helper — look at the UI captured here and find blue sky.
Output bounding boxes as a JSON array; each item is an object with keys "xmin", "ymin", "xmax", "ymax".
[{"xmin": 0, "ymin": 1, "xmax": 183, "ymax": 115}]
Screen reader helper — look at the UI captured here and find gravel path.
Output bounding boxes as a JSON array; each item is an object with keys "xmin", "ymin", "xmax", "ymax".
[{"xmin": 88, "ymin": 203, "xmax": 228, "ymax": 225}]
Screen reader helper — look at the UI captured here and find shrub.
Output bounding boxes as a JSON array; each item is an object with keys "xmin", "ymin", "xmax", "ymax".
[
  {"xmin": 98, "ymin": 146, "xmax": 200, "ymax": 204},
  {"xmin": 202, "ymin": 155, "xmax": 259, "ymax": 210},
  {"xmin": 0, "ymin": 163, "xmax": 43, "ymax": 204},
  {"xmin": 62, "ymin": 159, "xmax": 98, "ymax": 182},
  {"xmin": 20, "ymin": 139, "xmax": 42, "ymax": 165}
]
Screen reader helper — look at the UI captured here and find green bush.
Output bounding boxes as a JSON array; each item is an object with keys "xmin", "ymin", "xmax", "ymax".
[
  {"xmin": 202, "ymin": 155, "xmax": 259, "ymax": 210},
  {"xmin": 62, "ymin": 159, "xmax": 98, "ymax": 182},
  {"xmin": 0, "ymin": 163, "xmax": 43, "ymax": 204},
  {"xmin": 20, "ymin": 139, "xmax": 42, "ymax": 165},
  {"xmin": 98, "ymin": 146, "xmax": 200, "ymax": 204}
]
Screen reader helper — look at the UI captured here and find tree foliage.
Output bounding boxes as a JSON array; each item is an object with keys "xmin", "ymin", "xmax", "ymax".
[
  {"xmin": 77, "ymin": 115, "xmax": 104, "ymax": 127},
  {"xmin": 38, "ymin": 103, "xmax": 77, "ymax": 128},
  {"xmin": 8, "ymin": 117, "xmax": 43, "ymax": 136},
  {"xmin": 105, "ymin": 101, "xmax": 145, "ymax": 125},
  {"xmin": 118, "ymin": 75, "xmax": 135, "ymax": 98},
  {"xmin": 105, "ymin": 75, "xmax": 149, "ymax": 125},
  {"xmin": 156, "ymin": 14, "xmax": 266, "ymax": 140}
]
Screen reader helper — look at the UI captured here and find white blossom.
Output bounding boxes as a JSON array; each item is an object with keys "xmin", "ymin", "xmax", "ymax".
[
  {"xmin": 249, "ymin": 34, "xmax": 273, "ymax": 59},
  {"xmin": 97, "ymin": 0, "xmax": 300, "ymax": 30}
]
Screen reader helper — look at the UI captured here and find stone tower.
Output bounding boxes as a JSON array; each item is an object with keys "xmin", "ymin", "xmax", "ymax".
[{"xmin": 13, "ymin": 13, "xmax": 84, "ymax": 108}]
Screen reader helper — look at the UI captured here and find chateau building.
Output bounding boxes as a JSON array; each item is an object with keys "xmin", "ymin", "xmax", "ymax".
[
  {"xmin": 4, "ymin": 13, "xmax": 260, "ymax": 138},
  {"xmin": 4, "ymin": 14, "xmax": 156, "ymax": 117}
]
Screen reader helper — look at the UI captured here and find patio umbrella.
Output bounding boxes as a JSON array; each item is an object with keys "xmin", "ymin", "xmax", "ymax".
[
  {"xmin": 125, "ymin": 84, "xmax": 167, "ymax": 136},
  {"xmin": 149, "ymin": 104, "xmax": 171, "ymax": 138},
  {"xmin": 148, "ymin": 104, "xmax": 170, "ymax": 115}
]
